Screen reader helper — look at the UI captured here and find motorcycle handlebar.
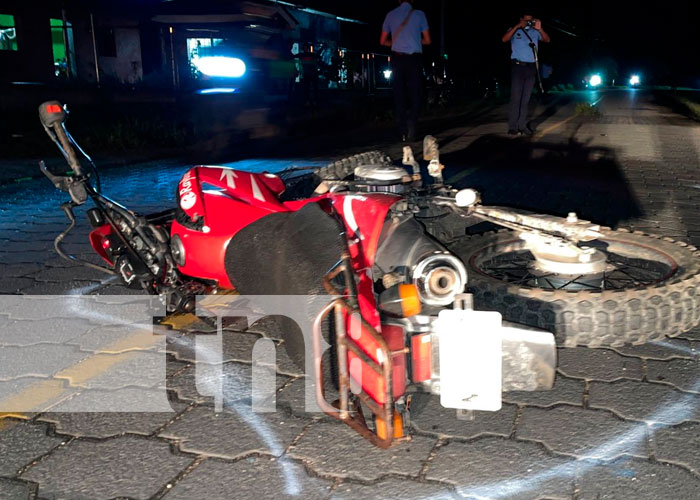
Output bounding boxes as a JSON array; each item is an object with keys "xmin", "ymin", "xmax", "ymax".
[{"xmin": 38, "ymin": 101, "xmax": 84, "ymax": 177}]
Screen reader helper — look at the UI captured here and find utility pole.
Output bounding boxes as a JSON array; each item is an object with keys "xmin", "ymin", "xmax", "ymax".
[{"xmin": 440, "ymin": 0, "xmax": 446, "ymax": 78}]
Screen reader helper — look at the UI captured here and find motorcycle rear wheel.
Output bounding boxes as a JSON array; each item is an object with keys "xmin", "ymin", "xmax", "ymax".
[{"xmin": 449, "ymin": 229, "xmax": 700, "ymax": 347}]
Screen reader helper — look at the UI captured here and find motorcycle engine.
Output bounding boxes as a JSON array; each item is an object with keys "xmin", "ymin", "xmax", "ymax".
[{"xmin": 354, "ymin": 164, "xmax": 411, "ymax": 194}]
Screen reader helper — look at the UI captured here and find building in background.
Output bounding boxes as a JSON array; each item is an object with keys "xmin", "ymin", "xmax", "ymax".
[{"xmin": 0, "ymin": 0, "xmax": 368, "ymax": 93}]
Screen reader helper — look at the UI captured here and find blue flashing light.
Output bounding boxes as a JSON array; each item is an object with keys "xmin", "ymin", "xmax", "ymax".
[
  {"xmin": 194, "ymin": 56, "xmax": 246, "ymax": 78},
  {"xmin": 196, "ymin": 87, "xmax": 240, "ymax": 95}
]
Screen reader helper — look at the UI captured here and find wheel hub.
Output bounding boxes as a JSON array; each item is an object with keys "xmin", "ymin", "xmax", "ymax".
[{"xmin": 530, "ymin": 247, "xmax": 609, "ymax": 275}]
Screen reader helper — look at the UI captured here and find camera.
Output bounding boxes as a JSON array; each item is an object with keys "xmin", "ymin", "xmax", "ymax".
[{"xmin": 525, "ymin": 19, "xmax": 538, "ymax": 28}]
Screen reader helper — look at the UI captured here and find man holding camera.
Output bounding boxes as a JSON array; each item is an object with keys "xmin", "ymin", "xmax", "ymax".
[{"xmin": 502, "ymin": 14, "xmax": 550, "ymax": 136}]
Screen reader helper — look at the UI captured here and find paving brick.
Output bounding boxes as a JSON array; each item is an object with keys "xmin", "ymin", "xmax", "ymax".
[
  {"xmin": 516, "ymin": 405, "xmax": 649, "ymax": 460},
  {"xmin": 504, "ymin": 375, "xmax": 585, "ymax": 408},
  {"xmin": 0, "ymin": 345, "xmax": 88, "ymax": 381},
  {"xmin": 159, "ymin": 404, "xmax": 308, "ymax": 459},
  {"xmin": 612, "ymin": 338, "xmax": 695, "ymax": 360},
  {"xmin": 410, "ymin": 393, "xmax": 516, "ymax": 439},
  {"xmin": 677, "ymin": 328, "xmax": 700, "ymax": 341},
  {"xmin": 0, "ymin": 478, "xmax": 33, "ymax": 500},
  {"xmin": 0, "ymin": 278, "xmax": 37, "ymax": 294},
  {"xmin": 167, "ymin": 330, "xmax": 264, "ymax": 364},
  {"xmin": 19, "ymin": 280, "xmax": 102, "ymax": 295},
  {"xmin": 38, "ymin": 398, "xmax": 186, "ymax": 438},
  {"xmin": 288, "ymin": 421, "xmax": 436, "ymax": 481},
  {"xmin": 425, "ymin": 438, "xmax": 575, "ymax": 500},
  {"xmin": 557, "ymin": 348, "xmax": 643, "ymax": 382},
  {"xmin": 274, "ymin": 376, "xmax": 331, "ymax": 417},
  {"xmin": 41, "ymin": 387, "xmax": 176, "ymax": 414},
  {"xmin": 0, "ymin": 421, "xmax": 63, "ymax": 476},
  {"xmin": 575, "ymin": 456, "xmax": 700, "ymax": 499},
  {"xmin": 167, "ymin": 362, "xmax": 290, "ymax": 405},
  {"xmin": 651, "ymin": 421, "xmax": 700, "ymax": 474},
  {"xmin": 166, "ymin": 456, "xmax": 333, "ymax": 500},
  {"xmin": 332, "ymin": 478, "xmax": 458, "ymax": 500},
  {"xmin": 55, "ymin": 350, "xmax": 167, "ymax": 390},
  {"xmin": 67, "ymin": 323, "xmax": 168, "ymax": 354},
  {"xmin": 0, "ymin": 377, "xmax": 78, "ymax": 413},
  {"xmin": 646, "ymin": 358, "xmax": 700, "ymax": 393},
  {"xmin": 21, "ymin": 436, "xmax": 192, "ymax": 500},
  {"xmin": 0, "ymin": 263, "xmax": 42, "ymax": 278},
  {"xmin": 588, "ymin": 380, "xmax": 700, "ymax": 425},
  {"xmin": 0, "ymin": 317, "xmax": 94, "ymax": 347},
  {"xmin": 30, "ymin": 266, "xmax": 107, "ymax": 283}
]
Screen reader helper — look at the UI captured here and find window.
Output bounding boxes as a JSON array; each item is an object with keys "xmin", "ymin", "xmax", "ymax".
[
  {"xmin": 187, "ymin": 38, "xmax": 224, "ymax": 61},
  {"xmin": 0, "ymin": 14, "xmax": 18, "ymax": 51},
  {"xmin": 50, "ymin": 18, "xmax": 76, "ymax": 78},
  {"xmin": 98, "ymin": 27, "xmax": 117, "ymax": 57}
]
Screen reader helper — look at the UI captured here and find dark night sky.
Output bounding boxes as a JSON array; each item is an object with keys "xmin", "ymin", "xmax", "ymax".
[
  {"xmin": 308, "ymin": 0, "xmax": 698, "ymax": 85},
  {"xmin": 73, "ymin": 0, "xmax": 699, "ymax": 85}
]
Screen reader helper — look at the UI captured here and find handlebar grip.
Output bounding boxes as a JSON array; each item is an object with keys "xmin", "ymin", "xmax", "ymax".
[
  {"xmin": 38, "ymin": 101, "xmax": 66, "ymax": 128},
  {"xmin": 38, "ymin": 101, "xmax": 84, "ymax": 177}
]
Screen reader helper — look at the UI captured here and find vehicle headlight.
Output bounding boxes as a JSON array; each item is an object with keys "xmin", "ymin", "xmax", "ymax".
[
  {"xmin": 171, "ymin": 234, "xmax": 186, "ymax": 267},
  {"xmin": 413, "ymin": 252, "xmax": 467, "ymax": 306}
]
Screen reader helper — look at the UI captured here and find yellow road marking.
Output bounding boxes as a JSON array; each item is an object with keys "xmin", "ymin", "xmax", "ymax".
[
  {"xmin": 54, "ymin": 351, "xmax": 141, "ymax": 386},
  {"xmin": 159, "ymin": 313, "xmax": 202, "ymax": 331},
  {"xmin": 0, "ymin": 329, "xmax": 161, "ymax": 420},
  {"xmin": 0, "ymin": 379, "xmax": 70, "ymax": 421},
  {"xmin": 535, "ymin": 95, "xmax": 605, "ymax": 140},
  {"xmin": 534, "ymin": 115, "xmax": 577, "ymax": 140}
]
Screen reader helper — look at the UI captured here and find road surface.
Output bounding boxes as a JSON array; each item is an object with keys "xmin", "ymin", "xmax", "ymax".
[{"xmin": 0, "ymin": 89, "xmax": 699, "ymax": 500}]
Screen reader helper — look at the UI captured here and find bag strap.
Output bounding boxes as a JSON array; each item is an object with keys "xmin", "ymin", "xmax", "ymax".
[{"xmin": 392, "ymin": 8, "xmax": 415, "ymax": 49}]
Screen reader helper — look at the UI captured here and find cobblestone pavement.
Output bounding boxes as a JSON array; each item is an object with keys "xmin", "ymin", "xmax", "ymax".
[{"xmin": 1, "ymin": 89, "xmax": 699, "ymax": 499}]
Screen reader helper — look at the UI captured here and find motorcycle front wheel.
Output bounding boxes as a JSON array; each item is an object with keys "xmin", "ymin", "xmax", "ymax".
[{"xmin": 450, "ymin": 229, "xmax": 700, "ymax": 346}]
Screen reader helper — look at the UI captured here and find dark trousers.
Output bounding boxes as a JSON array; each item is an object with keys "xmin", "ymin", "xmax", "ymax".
[
  {"xmin": 391, "ymin": 52, "xmax": 423, "ymax": 136},
  {"xmin": 508, "ymin": 61, "xmax": 537, "ymax": 131}
]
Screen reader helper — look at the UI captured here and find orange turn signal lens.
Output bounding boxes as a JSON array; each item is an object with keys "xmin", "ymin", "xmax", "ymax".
[{"xmin": 398, "ymin": 283, "xmax": 421, "ymax": 317}]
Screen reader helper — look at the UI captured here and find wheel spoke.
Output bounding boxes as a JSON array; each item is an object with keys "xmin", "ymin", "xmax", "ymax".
[{"xmin": 474, "ymin": 243, "xmax": 674, "ymax": 291}]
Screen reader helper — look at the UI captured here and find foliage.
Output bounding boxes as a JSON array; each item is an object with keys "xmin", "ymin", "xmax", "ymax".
[{"xmin": 574, "ymin": 102, "xmax": 601, "ymax": 117}]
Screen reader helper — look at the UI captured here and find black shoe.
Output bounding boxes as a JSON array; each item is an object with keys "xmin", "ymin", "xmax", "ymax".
[
  {"xmin": 507, "ymin": 129, "xmax": 520, "ymax": 136},
  {"xmin": 519, "ymin": 127, "xmax": 534, "ymax": 136}
]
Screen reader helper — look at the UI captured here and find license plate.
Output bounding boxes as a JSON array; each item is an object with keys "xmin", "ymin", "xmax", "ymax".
[{"xmin": 436, "ymin": 309, "xmax": 502, "ymax": 411}]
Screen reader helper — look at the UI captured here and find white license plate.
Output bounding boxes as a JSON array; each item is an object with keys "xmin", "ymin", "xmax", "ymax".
[{"xmin": 436, "ymin": 309, "xmax": 502, "ymax": 411}]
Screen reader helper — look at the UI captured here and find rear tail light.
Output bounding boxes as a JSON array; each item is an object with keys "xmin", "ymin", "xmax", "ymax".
[{"xmin": 411, "ymin": 333, "xmax": 432, "ymax": 383}]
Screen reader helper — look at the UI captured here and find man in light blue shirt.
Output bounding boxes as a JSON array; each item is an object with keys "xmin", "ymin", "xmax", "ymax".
[
  {"xmin": 502, "ymin": 13, "xmax": 550, "ymax": 135},
  {"xmin": 380, "ymin": 0, "xmax": 431, "ymax": 141}
]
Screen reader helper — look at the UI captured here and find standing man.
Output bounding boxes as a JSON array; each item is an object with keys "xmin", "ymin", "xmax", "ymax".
[
  {"xmin": 502, "ymin": 13, "xmax": 550, "ymax": 136},
  {"xmin": 380, "ymin": 0, "xmax": 431, "ymax": 142}
]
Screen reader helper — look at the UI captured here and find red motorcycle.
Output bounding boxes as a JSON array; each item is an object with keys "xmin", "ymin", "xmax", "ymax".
[{"xmin": 39, "ymin": 101, "xmax": 700, "ymax": 447}]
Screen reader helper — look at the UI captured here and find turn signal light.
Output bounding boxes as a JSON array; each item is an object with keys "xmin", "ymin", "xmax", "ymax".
[{"xmin": 378, "ymin": 283, "xmax": 421, "ymax": 317}]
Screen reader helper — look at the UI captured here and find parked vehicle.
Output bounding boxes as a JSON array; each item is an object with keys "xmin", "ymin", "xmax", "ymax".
[{"xmin": 39, "ymin": 101, "xmax": 700, "ymax": 447}]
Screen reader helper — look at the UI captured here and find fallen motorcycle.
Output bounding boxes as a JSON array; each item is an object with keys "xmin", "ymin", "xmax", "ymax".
[{"xmin": 39, "ymin": 101, "xmax": 700, "ymax": 447}]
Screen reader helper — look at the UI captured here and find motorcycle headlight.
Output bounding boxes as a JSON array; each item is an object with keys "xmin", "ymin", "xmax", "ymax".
[
  {"xmin": 171, "ymin": 234, "xmax": 186, "ymax": 267},
  {"xmin": 413, "ymin": 252, "xmax": 467, "ymax": 306}
]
